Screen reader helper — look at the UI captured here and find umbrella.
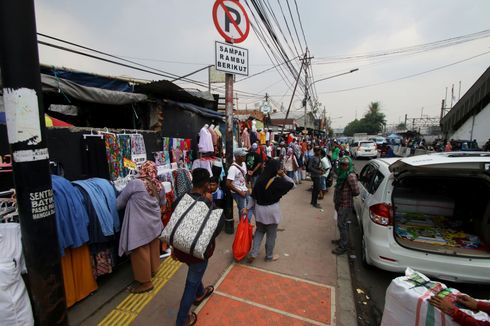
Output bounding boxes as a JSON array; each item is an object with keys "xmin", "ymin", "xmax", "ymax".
[
  {"xmin": 0, "ymin": 113, "xmax": 73, "ymax": 127},
  {"xmin": 44, "ymin": 114, "xmax": 74, "ymax": 127}
]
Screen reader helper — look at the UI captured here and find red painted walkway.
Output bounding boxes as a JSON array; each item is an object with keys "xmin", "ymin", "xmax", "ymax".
[{"xmin": 195, "ymin": 264, "xmax": 334, "ymax": 326}]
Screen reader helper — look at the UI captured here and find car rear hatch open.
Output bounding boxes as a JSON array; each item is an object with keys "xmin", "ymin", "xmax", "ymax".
[{"xmin": 390, "ymin": 152, "xmax": 490, "ymax": 258}]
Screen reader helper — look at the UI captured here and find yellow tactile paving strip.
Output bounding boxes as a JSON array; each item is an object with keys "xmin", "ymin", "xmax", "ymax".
[{"xmin": 98, "ymin": 258, "xmax": 182, "ymax": 326}]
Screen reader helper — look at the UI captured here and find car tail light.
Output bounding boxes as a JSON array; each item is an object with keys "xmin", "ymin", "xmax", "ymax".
[{"xmin": 369, "ymin": 203, "xmax": 393, "ymax": 226}]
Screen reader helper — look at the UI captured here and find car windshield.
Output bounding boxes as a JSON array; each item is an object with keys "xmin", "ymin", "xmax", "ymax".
[{"xmin": 360, "ymin": 142, "xmax": 375, "ymax": 147}]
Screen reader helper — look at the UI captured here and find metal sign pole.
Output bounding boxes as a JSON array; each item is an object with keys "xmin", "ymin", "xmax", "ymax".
[
  {"xmin": 224, "ymin": 71, "xmax": 235, "ymax": 234},
  {"xmin": 0, "ymin": 1, "xmax": 68, "ymax": 325}
]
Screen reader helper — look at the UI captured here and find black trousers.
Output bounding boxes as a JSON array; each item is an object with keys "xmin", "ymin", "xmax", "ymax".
[{"xmin": 311, "ymin": 176, "xmax": 321, "ymax": 205}]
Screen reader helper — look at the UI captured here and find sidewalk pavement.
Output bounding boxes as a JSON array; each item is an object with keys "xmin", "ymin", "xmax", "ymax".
[{"xmin": 70, "ymin": 181, "xmax": 357, "ymax": 326}]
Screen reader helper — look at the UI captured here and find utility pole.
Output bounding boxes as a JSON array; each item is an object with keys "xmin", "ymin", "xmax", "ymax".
[
  {"xmin": 300, "ymin": 49, "xmax": 314, "ymax": 130},
  {"xmin": 0, "ymin": 1, "xmax": 68, "ymax": 325}
]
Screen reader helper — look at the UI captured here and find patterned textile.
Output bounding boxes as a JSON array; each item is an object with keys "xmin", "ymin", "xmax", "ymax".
[
  {"xmin": 153, "ymin": 151, "xmax": 167, "ymax": 166},
  {"xmin": 172, "ymin": 169, "xmax": 192, "ymax": 199},
  {"xmin": 138, "ymin": 161, "xmax": 162, "ymax": 197},
  {"xmin": 92, "ymin": 248, "xmax": 113, "ymax": 278},
  {"xmin": 160, "ymin": 194, "xmax": 223, "ymax": 259},
  {"xmin": 162, "ymin": 190, "xmax": 175, "ymax": 226},
  {"xmin": 104, "ymin": 133, "xmax": 123, "ymax": 180},
  {"xmin": 118, "ymin": 134, "xmax": 132, "ymax": 177},
  {"xmin": 130, "ymin": 134, "xmax": 147, "ymax": 166}
]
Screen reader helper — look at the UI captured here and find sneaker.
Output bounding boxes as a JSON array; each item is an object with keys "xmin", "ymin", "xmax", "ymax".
[
  {"xmin": 265, "ymin": 254, "xmax": 280, "ymax": 262},
  {"xmin": 311, "ymin": 204, "xmax": 322, "ymax": 209},
  {"xmin": 331, "ymin": 247, "xmax": 347, "ymax": 255},
  {"xmin": 331, "ymin": 239, "xmax": 340, "ymax": 245}
]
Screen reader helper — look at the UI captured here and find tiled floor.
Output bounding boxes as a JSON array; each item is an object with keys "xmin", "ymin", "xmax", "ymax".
[{"xmin": 196, "ymin": 264, "xmax": 334, "ymax": 326}]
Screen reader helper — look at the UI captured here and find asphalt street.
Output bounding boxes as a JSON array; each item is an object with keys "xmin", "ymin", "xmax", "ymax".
[{"xmin": 349, "ymin": 158, "xmax": 490, "ymax": 326}]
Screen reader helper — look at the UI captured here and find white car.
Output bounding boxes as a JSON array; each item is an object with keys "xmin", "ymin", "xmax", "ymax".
[
  {"xmin": 369, "ymin": 136, "xmax": 387, "ymax": 145},
  {"xmin": 353, "ymin": 152, "xmax": 490, "ymax": 283},
  {"xmin": 351, "ymin": 141, "xmax": 378, "ymax": 159}
]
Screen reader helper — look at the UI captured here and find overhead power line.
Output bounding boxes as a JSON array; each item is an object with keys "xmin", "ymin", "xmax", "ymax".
[
  {"xmin": 313, "ymin": 28, "xmax": 490, "ymax": 65},
  {"xmin": 317, "ymin": 50, "xmax": 490, "ymax": 94}
]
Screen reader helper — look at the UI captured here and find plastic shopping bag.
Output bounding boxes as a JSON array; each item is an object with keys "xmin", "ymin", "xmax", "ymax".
[{"xmin": 232, "ymin": 214, "xmax": 253, "ymax": 261}]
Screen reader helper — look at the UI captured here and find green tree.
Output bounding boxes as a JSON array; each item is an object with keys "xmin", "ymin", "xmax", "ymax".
[
  {"xmin": 361, "ymin": 101, "xmax": 386, "ymax": 134},
  {"xmin": 396, "ymin": 122, "xmax": 407, "ymax": 130},
  {"xmin": 343, "ymin": 102, "xmax": 386, "ymax": 135},
  {"xmin": 343, "ymin": 119, "xmax": 362, "ymax": 136}
]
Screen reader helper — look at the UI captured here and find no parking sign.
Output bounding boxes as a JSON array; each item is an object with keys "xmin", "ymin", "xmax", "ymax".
[{"xmin": 212, "ymin": 0, "xmax": 250, "ymax": 44}]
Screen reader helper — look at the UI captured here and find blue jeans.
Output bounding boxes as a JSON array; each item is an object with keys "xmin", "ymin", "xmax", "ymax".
[
  {"xmin": 176, "ymin": 260, "xmax": 208, "ymax": 326},
  {"xmin": 231, "ymin": 192, "xmax": 253, "ymax": 221}
]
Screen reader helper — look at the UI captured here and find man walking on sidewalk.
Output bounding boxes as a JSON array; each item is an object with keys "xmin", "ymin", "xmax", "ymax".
[
  {"xmin": 308, "ymin": 147, "xmax": 324, "ymax": 209},
  {"xmin": 332, "ymin": 156, "xmax": 359, "ymax": 255}
]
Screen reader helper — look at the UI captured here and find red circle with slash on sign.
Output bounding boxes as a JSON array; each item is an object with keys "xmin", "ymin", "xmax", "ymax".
[{"xmin": 212, "ymin": 0, "xmax": 250, "ymax": 44}]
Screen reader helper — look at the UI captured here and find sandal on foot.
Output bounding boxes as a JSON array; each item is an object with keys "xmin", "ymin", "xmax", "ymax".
[
  {"xmin": 184, "ymin": 312, "xmax": 197, "ymax": 326},
  {"xmin": 129, "ymin": 283, "xmax": 154, "ymax": 294},
  {"xmin": 193, "ymin": 286, "xmax": 214, "ymax": 306},
  {"xmin": 126, "ymin": 281, "xmax": 140, "ymax": 292}
]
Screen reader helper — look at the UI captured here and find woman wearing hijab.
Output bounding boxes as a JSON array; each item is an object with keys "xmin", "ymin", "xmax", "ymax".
[
  {"xmin": 117, "ymin": 161, "xmax": 164, "ymax": 293},
  {"xmin": 246, "ymin": 160, "xmax": 295, "ymax": 263},
  {"xmin": 332, "ymin": 156, "xmax": 359, "ymax": 255},
  {"xmin": 283, "ymin": 147, "xmax": 299, "ymax": 181}
]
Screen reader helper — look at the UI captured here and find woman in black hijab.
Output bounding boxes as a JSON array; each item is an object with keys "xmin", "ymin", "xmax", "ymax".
[{"xmin": 246, "ymin": 159, "xmax": 295, "ymax": 263}]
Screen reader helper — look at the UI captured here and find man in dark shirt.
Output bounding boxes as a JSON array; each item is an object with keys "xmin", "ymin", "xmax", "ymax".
[
  {"xmin": 246, "ymin": 143, "xmax": 263, "ymax": 188},
  {"xmin": 308, "ymin": 147, "xmax": 324, "ymax": 209},
  {"xmin": 173, "ymin": 168, "xmax": 219, "ymax": 326}
]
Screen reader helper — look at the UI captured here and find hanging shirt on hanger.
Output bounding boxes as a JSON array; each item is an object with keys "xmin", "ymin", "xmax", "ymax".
[{"xmin": 198, "ymin": 126, "xmax": 214, "ymax": 153}]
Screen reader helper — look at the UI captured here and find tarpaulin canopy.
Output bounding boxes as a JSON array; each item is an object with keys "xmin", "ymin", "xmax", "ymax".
[
  {"xmin": 40, "ymin": 74, "xmax": 147, "ymax": 105},
  {"xmin": 165, "ymin": 99, "xmax": 224, "ymax": 120},
  {"xmin": 40, "ymin": 66, "xmax": 134, "ymax": 92}
]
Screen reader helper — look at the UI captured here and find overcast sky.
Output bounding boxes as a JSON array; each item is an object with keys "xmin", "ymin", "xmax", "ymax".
[{"xmin": 35, "ymin": 0, "xmax": 490, "ymax": 128}]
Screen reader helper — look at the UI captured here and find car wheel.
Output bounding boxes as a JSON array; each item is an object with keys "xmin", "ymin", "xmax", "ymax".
[{"xmin": 361, "ymin": 231, "xmax": 372, "ymax": 268}]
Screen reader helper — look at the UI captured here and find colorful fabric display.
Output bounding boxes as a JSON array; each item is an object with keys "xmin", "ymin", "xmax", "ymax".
[
  {"xmin": 154, "ymin": 151, "xmax": 167, "ymax": 166},
  {"xmin": 118, "ymin": 134, "xmax": 132, "ymax": 177},
  {"xmin": 130, "ymin": 134, "xmax": 147, "ymax": 166},
  {"xmin": 104, "ymin": 133, "xmax": 123, "ymax": 180},
  {"xmin": 172, "ymin": 168, "xmax": 193, "ymax": 199}
]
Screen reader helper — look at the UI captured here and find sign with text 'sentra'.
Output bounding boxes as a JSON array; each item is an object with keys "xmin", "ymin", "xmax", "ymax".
[{"xmin": 215, "ymin": 41, "xmax": 248, "ymax": 76}]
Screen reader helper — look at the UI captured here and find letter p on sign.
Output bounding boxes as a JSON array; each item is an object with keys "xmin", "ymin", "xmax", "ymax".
[{"xmin": 213, "ymin": 0, "xmax": 250, "ymax": 44}]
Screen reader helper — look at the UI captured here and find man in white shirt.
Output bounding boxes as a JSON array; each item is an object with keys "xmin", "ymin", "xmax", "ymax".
[{"xmin": 226, "ymin": 148, "xmax": 249, "ymax": 219}]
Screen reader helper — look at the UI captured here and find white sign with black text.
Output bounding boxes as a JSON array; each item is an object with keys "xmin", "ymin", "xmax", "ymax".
[{"xmin": 215, "ymin": 41, "xmax": 249, "ymax": 76}]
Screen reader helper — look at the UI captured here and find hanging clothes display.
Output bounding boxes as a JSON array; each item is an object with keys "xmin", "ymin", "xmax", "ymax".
[
  {"xmin": 198, "ymin": 125, "xmax": 214, "ymax": 153},
  {"xmin": 241, "ymin": 128, "xmax": 251, "ymax": 149},
  {"xmin": 72, "ymin": 178, "xmax": 120, "ymax": 237},
  {"xmin": 209, "ymin": 124, "xmax": 218, "ymax": 146},
  {"xmin": 191, "ymin": 159, "xmax": 213, "ymax": 176},
  {"xmin": 130, "ymin": 133, "xmax": 147, "ymax": 166},
  {"xmin": 172, "ymin": 168, "xmax": 193, "ymax": 199},
  {"xmin": 103, "ymin": 133, "xmax": 123, "ymax": 181},
  {"xmin": 61, "ymin": 245, "xmax": 98, "ymax": 308},
  {"xmin": 0, "ymin": 223, "xmax": 34, "ymax": 326},
  {"xmin": 117, "ymin": 134, "xmax": 132, "ymax": 177},
  {"xmin": 153, "ymin": 151, "xmax": 167, "ymax": 166},
  {"xmin": 81, "ymin": 135, "xmax": 111, "ymax": 180},
  {"xmin": 52, "ymin": 175, "xmax": 90, "ymax": 255}
]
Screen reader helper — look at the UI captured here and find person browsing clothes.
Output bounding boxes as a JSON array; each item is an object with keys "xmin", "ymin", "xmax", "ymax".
[{"xmin": 117, "ymin": 161, "xmax": 164, "ymax": 293}]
